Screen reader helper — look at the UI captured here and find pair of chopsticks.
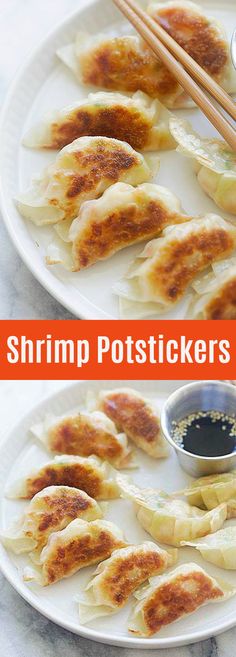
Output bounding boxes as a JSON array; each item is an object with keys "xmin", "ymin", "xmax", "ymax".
[{"xmin": 112, "ymin": 0, "xmax": 236, "ymax": 151}]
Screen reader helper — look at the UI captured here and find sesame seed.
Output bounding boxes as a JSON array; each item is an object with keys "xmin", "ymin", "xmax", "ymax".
[{"xmin": 171, "ymin": 409, "xmax": 236, "ymax": 452}]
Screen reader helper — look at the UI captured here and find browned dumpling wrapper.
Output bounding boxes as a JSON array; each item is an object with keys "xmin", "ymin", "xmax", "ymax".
[
  {"xmin": 57, "ymin": 2, "xmax": 236, "ymax": 109},
  {"xmin": 31, "ymin": 410, "xmax": 134, "ymax": 469},
  {"xmin": 6, "ymin": 455, "xmax": 120, "ymax": 500},
  {"xmin": 0, "ymin": 486, "xmax": 103, "ymax": 555},
  {"xmin": 189, "ymin": 260, "xmax": 236, "ymax": 320},
  {"xmin": 23, "ymin": 519, "xmax": 126, "ymax": 586},
  {"xmin": 129, "ymin": 563, "xmax": 236, "ymax": 636},
  {"xmin": 148, "ymin": 1, "xmax": 236, "ymax": 94},
  {"xmin": 16, "ymin": 136, "xmax": 154, "ymax": 226},
  {"xmin": 57, "ymin": 33, "xmax": 191, "ymax": 109},
  {"xmin": 115, "ymin": 215, "xmax": 236, "ymax": 319},
  {"xmin": 78, "ymin": 542, "xmax": 177, "ymax": 623},
  {"xmin": 23, "ymin": 91, "xmax": 175, "ymax": 152},
  {"xmin": 46, "ymin": 183, "xmax": 188, "ymax": 272},
  {"xmin": 97, "ymin": 387, "xmax": 168, "ymax": 458},
  {"xmin": 195, "ymin": 277, "xmax": 236, "ymax": 320}
]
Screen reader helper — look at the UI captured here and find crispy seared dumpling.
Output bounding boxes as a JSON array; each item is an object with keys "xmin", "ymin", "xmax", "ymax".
[
  {"xmin": 118, "ymin": 478, "xmax": 227, "ymax": 546},
  {"xmin": 16, "ymin": 136, "xmax": 155, "ymax": 226},
  {"xmin": 78, "ymin": 542, "xmax": 177, "ymax": 623},
  {"xmin": 23, "ymin": 91, "xmax": 175, "ymax": 152},
  {"xmin": 46, "ymin": 183, "xmax": 188, "ymax": 271},
  {"xmin": 169, "ymin": 117, "xmax": 236, "ymax": 215},
  {"xmin": 6, "ymin": 455, "xmax": 120, "ymax": 500},
  {"xmin": 57, "ymin": 32, "xmax": 192, "ymax": 109},
  {"xmin": 180, "ymin": 471, "xmax": 236, "ymax": 510},
  {"xmin": 189, "ymin": 259, "xmax": 236, "ymax": 319},
  {"xmin": 183, "ymin": 527, "xmax": 236, "ymax": 569},
  {"xmin": 115, "ymin": 215, "xmax": 236, "ymax": 318},
  {"xmin": 128, "ymin": 563, "xmax": 236, "ymax": 636},
  {"xmin": 23, "ymin": 519, "xmax": 126, "ymax": 586},
  {"xmin": 31, "ymin": 411, "xmax": 134, "ymax": 469},
  {"xmin": 97, "ymin": 387, "xmax": 168, "ymax": 458},
  {"xmin": 0, "ymin": 486, "xmax": 103, "ymax": 555},
  {"xmin": 148, "ymin": 1, "xmax": 236, "ymax": 94}
]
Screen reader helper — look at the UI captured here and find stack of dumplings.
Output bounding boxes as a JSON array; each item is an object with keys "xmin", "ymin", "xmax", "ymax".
[
  {"xmin": 23, "ymin": 519, "xmax": 127, "ymax": 586},
  {"xmin": 0, "ymin": 486, "xmax": 104, "ymax": 556},
  {"xmin": 2, "ymin": 386, "xmax": 236, "ymax": 637},
  {"xmin": 16, "ymin": 0, "xmax": 236, "ymax": 319},
  {"xmin": 17, "ymin": 136, "xmax": 155, "ymax": 227}
]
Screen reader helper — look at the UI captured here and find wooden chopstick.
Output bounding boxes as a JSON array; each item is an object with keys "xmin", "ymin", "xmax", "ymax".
[
  {"xmin": 113, "ymin": 0, "xmax": 236, "ymax": 151},
  {"xmin": 125, "ymin": 0, "xmax": 236, "ymax": 122}
]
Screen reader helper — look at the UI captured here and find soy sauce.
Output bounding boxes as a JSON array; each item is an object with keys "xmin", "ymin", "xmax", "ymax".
[{"xmin": 171, "ymin": 410, "xmax": 236, "ymax": 457}]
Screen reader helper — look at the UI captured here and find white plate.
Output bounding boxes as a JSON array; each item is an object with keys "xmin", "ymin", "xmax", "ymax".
[
  {"xmin": 0, "ymin": 0, "xmax": 235, "ymax": 319},
  {"xmin": 1, "ymin": 379, "xmax": 236, "ymax": 649}
]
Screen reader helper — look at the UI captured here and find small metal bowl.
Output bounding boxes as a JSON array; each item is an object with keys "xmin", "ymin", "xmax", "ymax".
[{"xmin": 161, "ymin": 381, "xmax": 236, "ymax": 477}]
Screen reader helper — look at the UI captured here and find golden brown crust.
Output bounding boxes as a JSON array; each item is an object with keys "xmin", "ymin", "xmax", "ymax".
[
  {"xmin": 48, "ymin": 140, "xmax": 140, "ymax": 221},
  {"xmin": 205, "ymin": 279, "xmax": 236, "ymax": 319},
  {"xmin": 43, "ymin": 531, "xmax": 125, "ymax": 584},
  {"xmin": 66, "ymin": 145, "xmax": 138, "ymax": 199},
  {"xmin": 36, "ymin": 490, "xmax": 91, "ymax": 534},
  {"xmin": 100, "ymin": 391, "xmax": 160, "ymax": 447},
  {"xmin": 79, "ymin": 37, "xmax": 180, "ymax": 101},
  {"xmin": 100, "ymin": 550, "xmax": 168, "ymax": 606},
  {"xmin": 153, "ymin": 6, "xmax": 228, "ymax": 80},
  {"xmin": 143, "ymin": 572, "xmax": 223, "ymax": 635},
  {"xmin": 148, "ymin": 228, "xmax": 235, "ymax": 302},
  {"xmin": 51, "ymin": 106, "xmax": 151, "ymax": 151},
  {"xmin": 25, "ymin": 463, "xmax": 102, "ymax": 499},
  {"xmin": 47, "ymin": 415, "xmax": 123, "ymax": 462},
  {"xmin": 73, "ymin": 200, "xmax": 182, "ymax": 270},
  {"xmin": 25, "ymin": 489, "xmax": 94, "ymax": 551}
]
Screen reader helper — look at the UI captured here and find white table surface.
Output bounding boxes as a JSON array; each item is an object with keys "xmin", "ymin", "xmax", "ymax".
[{"xmin": 0, "ymin": 379, "xmax": 236, "ymax": 656}]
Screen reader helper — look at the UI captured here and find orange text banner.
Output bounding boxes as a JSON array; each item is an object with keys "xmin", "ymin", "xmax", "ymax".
[{"xmin": 0, "ymin": 320, "xmax": 235, "ymax": 380}]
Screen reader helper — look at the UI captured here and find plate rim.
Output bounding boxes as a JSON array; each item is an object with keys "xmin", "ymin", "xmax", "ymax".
[
  {"xmin": 0, "ymin": 0, "xmax": 106, "ymax": 321},
  {"xmin": 1, "ymin": 378, "xmax": 236, "ymax": 649}
]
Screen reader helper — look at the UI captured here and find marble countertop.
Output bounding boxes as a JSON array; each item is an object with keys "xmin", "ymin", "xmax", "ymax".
[
  {"xmin": 0, "ymin": 0, "xmax": 79, "ymax": 319},
  {"xmin": 0, "ymin": 379, "xmax": 235, "ymax": 656}
]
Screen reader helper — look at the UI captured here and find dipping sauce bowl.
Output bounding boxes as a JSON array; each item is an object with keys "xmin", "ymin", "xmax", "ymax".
[{"xmin": 161, "ymin": 381, "xmax": 236, "ymax": 477}]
